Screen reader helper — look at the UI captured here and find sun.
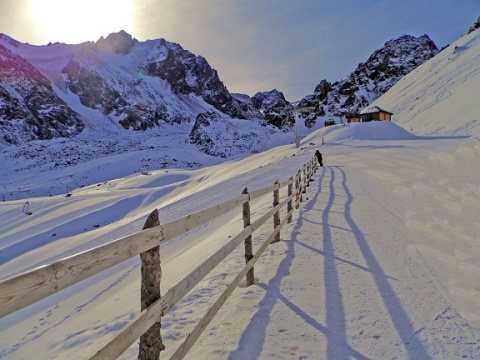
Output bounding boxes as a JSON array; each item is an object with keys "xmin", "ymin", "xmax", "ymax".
[{"xmin": 30, "ymin": 0, "xmax": 133, "ymax": 44}]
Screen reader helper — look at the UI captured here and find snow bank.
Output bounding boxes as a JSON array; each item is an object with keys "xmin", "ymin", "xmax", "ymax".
[{"xmin": 305, "ymin": 121, "xmax": 418, "ymax": 144}]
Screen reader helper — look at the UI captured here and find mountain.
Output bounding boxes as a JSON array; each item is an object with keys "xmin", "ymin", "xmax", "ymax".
[
  {"xmin": 296, "ymin": 34, "xmax": 439, "ymax": 127},
  {"xmin": 0, "ymin": 31, "xmax": 262, "ymax": 145},
  {"xmin": 251, "ymin": 89, "xmax": 294, "ymax": 127},
  {"xmin": 368, "ymin": 23, "xmax": 480, "ymax": 139},
  {"xmin": 0, "ymin": 42, "xmax": 84, "ymax": 144}
]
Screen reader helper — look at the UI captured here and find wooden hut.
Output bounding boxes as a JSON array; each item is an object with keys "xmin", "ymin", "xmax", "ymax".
[
  {"xmin": 359, "ymin": 106, "xmax": 393, "ymax": 122},
  {"xmin": 345, "ymin": 113, "xmax": 361, "ymax": 123}
]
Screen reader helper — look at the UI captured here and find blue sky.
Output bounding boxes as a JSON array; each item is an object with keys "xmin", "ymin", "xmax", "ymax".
[{"xmin": 1, "ymin": 0, "xmax": 479, "ymax": 100}]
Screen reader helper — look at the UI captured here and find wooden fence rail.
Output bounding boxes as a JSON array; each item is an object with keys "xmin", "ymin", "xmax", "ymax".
[{"xmin": 0, "ymin": 156, "xmax": 319, "ymax": 359}]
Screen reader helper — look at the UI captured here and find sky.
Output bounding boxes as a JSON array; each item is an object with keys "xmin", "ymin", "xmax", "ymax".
[{"xmin": 0, "ymin": 0, "xmax": 479, "ymax": 101}]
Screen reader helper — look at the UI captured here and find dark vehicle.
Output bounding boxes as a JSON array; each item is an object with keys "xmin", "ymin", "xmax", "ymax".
[{"xmin": 324, "ymin": 119, "xmax": 335, "ymax": 127}]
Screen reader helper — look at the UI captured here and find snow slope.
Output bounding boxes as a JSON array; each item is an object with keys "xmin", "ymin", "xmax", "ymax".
[
  {"xmin": 371, "ymin": 28, "xmax": 480, "ymax": 139},
  {"xmin": 1, "ymin": 122, "xmax": 479, "ymax": 359}
]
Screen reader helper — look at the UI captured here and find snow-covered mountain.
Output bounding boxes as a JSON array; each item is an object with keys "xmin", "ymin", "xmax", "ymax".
[
  {"xmin": 1, "ymin": 23, "xmax": 477, "ymax": 175},
  {"xmin": 0, "ymin": 42, "xmax": 84, "ymax": 144},
  {"xmin": 296, "ymin": 34, "xmax": 439, "ymax": 127},
  {"xmin": 370, "ymin": 22, "xmax": 480, "ymax": 139},
  {"xmin": 0, "ymin": 31, "xmax": 262, "ymax": 145},
  {"xmin": 251, "ymin": 89, "xmax": 294, "ymax": 127}
]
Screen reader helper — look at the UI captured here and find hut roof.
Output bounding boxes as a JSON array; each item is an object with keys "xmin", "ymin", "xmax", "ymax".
[{"xmin": 359, "ymin": 106, "xmax": 394, "ymax": 115}]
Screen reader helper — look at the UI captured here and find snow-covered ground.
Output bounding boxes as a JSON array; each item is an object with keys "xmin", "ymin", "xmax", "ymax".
[{"xmin": 1, "ymin": 121, "xmax": 479, "ymax": 359}]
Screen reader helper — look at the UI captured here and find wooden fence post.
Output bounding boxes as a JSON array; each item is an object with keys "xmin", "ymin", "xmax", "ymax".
[
  {"xmin": 306, "ymin": 163, "xmax": 311, "ymax": 188},
  {"xmin": 273, "ymin": 180, "xmax": 280, "ymax": 243},
  {"xmin": 242, "ymin": 188, "xmax": 255, "ymax": 286},
  {"xmin": 287, "ymin": 178, "xmax": 293, "ymax": 224},
  {"xmin": 138, "ymin": 209, "xmax": 165, "ymax": 360},
  {"xmin": 302, "ymin": 167, "xmax": 307, "ymax": 194},
  {"xmin": 296, "ymin": 170, "xmax": 301, "ymax": 208}
]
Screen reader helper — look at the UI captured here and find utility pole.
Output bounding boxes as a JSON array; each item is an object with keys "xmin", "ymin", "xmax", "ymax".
[
  {"xmin": 294, "ymin": 110, "xmax": 300, "ymax": 148},
  {"xmin": 290, "ymin": 103, "xmax": 315, "ymax": 148}
]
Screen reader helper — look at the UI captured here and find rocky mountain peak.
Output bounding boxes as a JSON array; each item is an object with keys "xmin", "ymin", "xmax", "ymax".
[
  {"xmin": 467, "ymin": 16, "xmax": 480, "ymax": 35},
  {"xmin": 0, "ymin": 45, "xmax": 84, "ymax": 144},
  {"xmin": 251, "ymin": 89, "xmax": 293, "ymax": 127},
  {"xmin": 252, "ymin": 89, "xmax": 286, "ymax": 111},
  {"xmin": 141, "ymin": 40, "xmax": 254, "ymax": 120},
  {"xmin": 96, "ymin": 30, "xmax": 137, "ymax": 54},
  {"xmin": 0, "ymin": 34, "xmax": 21, "ymax": 48}
]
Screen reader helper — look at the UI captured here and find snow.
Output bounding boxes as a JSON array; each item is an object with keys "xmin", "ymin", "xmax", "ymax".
[
  {"xmin": 371, "ymin": 28, "xmax": 480, "ymax": 140},
  {"xmin": 1, "ymin": 121, "xmax": 479, "ymax": 359},
  {"xmin": 1, "ymin": 28, "xmax": 480, "ymax": 360},
  {"xmin": 359, "ymin": 106, "xmax": 393, "ymax": 115}
]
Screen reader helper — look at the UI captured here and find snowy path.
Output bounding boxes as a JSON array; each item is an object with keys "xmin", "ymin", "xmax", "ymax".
[
  {"xmin": 184, "ymin": 140, "xmax": 480, "ymax": 359},
  {"xmin": 262, "ymin": 164, "xmax": 480, "ymax": 359}
]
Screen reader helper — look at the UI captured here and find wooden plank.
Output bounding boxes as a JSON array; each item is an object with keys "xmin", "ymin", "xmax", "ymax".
[
  {"xmin": 279, "ymin": 177, "xmax": 294, "ymax": 189},
  {"xmin": 161, "ymin": 194, "xmax": 249, "ymax": 241},
  {"xmin": 235, "ymin": 178, "xmax": 291, "ymax": 203},
  {"xmin": 0, "ymin": 225, "xmax": 165, "ymax": 318},
  {"xmin": 0, "ymin": 194, "xmax": 249, "ymax": 318},
  {"xmin": 249, "ymin": 184, "xmax": 276, "ymax": 201}
]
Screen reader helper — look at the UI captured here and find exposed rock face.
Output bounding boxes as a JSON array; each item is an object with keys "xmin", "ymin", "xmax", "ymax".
[
  {"xmin": 141, "ymin": 41, "xmax": 254, "ymax": 120},
  {"xmin": 62, "ymin": 57, "xmax": 128, "ymax": 114},
  {"xmin": 297, "ymin": 34, "xmax": 439, "ymax": 127},
  {"xmin": 467, "ymin": 16, "xmax": 480, "ymax": 35},
  {"xmin": 0, "ymin": 44, "xmax": 84, "ymax": 144},
  {"xmin": 251, "ymin": 89, "xmax": 294, "ymax": 127},
  {"xmin": 189, "ymin": 111, "xmax": 226, "ymax": 157}
]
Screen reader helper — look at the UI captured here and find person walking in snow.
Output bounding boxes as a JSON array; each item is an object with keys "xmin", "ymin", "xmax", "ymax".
[{"xmin": 315, "ymin": 150, "xmax": 323, "ymax": 167}]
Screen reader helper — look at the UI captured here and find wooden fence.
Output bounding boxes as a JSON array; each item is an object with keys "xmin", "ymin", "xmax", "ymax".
[{"xmin": 0, "ymin": 156, "xmax": 319, "ymax": 359}]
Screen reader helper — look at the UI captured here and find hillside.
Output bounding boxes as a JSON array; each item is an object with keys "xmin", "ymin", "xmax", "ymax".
[{"xmin": 371, "ymin": 27, "xmax": 480, "ymax": 139}]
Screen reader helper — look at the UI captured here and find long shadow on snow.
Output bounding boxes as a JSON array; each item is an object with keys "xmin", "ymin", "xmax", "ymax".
[
  {"xmin": 336, "ymin": 166, "xmax": 431, "ymax": 359},
  {"xmin": 321, "ymin": 166, "xmax": 361, "ymax": 359},
  {"xmin": 0, "ymin": 195, "xmax": 145, "ymax": 269},
  {"xmin": 295, "ymin": 240, "xmax": 397, "ymax": 282},
  {"xmin": 229, "ymin": 167, "xmax": 368, "ymax": 360}
]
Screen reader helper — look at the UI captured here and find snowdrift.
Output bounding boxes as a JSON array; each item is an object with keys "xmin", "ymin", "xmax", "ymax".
[{"xmin": 304, "ymin": 121, "xmax": 418, "ymax": 144}]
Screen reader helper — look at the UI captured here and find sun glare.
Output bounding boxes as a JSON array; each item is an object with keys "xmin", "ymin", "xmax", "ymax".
[{"xmin": 30, "ymin": 0, "xmax": 133, "ymax": 44}]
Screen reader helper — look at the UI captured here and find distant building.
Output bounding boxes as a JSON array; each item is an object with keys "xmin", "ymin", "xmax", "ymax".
[
  {"xmin": 324, "ymin": 119, "xmax": 336, "ymax": 127},
  {"xmin": 359, "ymin": 106, "xmax": 393, "ymax": 122},
  {"xmin": 345, "ymin": 113, "xmax": 361, "ymax": 123}
]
